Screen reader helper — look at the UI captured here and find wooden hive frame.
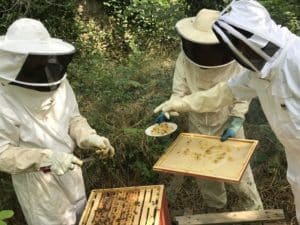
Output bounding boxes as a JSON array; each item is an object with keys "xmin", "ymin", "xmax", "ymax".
[
  {"xmin": 79, "ymin": 185, "xmax": 169, "ymax": 225},
  {"xmin": 153, "ymin": 133, "xmax": 259, "ymax": 183}
]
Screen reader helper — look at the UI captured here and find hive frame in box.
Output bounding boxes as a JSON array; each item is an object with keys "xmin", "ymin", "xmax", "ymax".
[
  {"xmin": 153, "ymin": 133, "xmax": 258, "ymax": 183},
  {"xmin": 79, "ymin": 185, "xmax": 171, "ymax": 225}
]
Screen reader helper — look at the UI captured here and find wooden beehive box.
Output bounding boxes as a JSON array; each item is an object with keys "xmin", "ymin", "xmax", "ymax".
[
  {"xmin": 153, "ymin": 133, "xmax": 258, "ymax": 183},
  {"xmin": 79, "ymin": 185, "xmax": 171, "ymax": 225}
]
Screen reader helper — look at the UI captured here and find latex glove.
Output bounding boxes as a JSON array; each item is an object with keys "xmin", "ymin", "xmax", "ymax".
[
  {"xmin": 155, "ymin": 112, "xmax": 169, "ymax": 124},
  {"xmin": 220, "ymin": 116, "xmax": 244, "ymax": 142},
  {"xmin": 80, "ymin": 134, "xmax": 115, "ymax": 159},
  {"xmin": 44, "ymin": 151, "xmax": 82, "ymax": 176},
  {"xmin": 154, "ymin": 98, "xmax": 189, "ymax": 115},
  {"xmin": 154, "ymin": 111, "xmax": 180, "ymax": 124}
]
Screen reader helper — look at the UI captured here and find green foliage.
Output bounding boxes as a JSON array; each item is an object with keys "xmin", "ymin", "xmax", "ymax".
[
  {"xmin": 245, "ymin": 98, "xmax": 268, "ymax": 125},
  {"xmin": 0, "ymin": 0, "xmax": 78, "ymax": 42},
  {"xmin": 68, "ymin": 50, "xmax": 179, "ymax": 188},
  {"xmin": 76, "ymin": 0, "xmax": 185, "ymax": 56},
  {"xmin": 75, "ymin": 4, "xmax": 115, "ymax": 55},
  {"xmin": 184, "ymin": 0, "xmax": 300, "ymax": 34},
  {"xmin": 99, "ymin": 0, "xmax": 186, "ymax": 54},
  {"xmin": 0, "ymin": 210, "xmax": 14, "ymax": 225},
  {"xmin": 0, "ymin": 175, "xmax": 14, "ymax": 211},
  {"xmin": 184, "ymin": 0, "xmax": 230, "ymax": 16},
  {"xmin": 261, "ymin": 0, "xmax": 300, "ymax": 34}
]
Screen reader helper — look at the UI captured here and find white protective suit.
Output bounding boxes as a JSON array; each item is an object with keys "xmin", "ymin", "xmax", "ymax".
[
  {"xmin": 162, "ymin": 0, "xmax": 300, "ymax": 222},
  {"xmin": 0, "ymin": 80, "xmax": 98, "ymax": 225},
  {"xmin": 166, "ymin": 51, "xmax": 263, "ymax": 210},
  {"xmin": 0, "ymin": 18, "xmax": 114, "ymax": 225}
]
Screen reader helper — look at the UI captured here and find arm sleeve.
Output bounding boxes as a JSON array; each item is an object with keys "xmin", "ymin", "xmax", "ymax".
[
  {"xmin": 65, "ymin": 79, "xmax": 81, "ymax": 119},
  {"xmin": 181, "ymin": 71, "xmax": 257, "ymax": 114},
  {"xmin": 0, "ymin": 113, "xmax": 19, "ymax": 154},
  {"xmin": 64, "ymin": 79, "xmax": 97, "ymax": 148},
  {"xmin": 277, "ymin": 52, "xmax": 300, "ymax": 130},
  {"xmin": 228, "ymin": 71, "xmax": 257, "ymax": 101},
  {"xmin": 171, "ymin": 53, "xmax": 190, "ymax": 99},
  {"xmin": 0, "ymin": 145, "xmax": 52, "ymax": 174},
  {"xmin": 0, "ymin": 112, "xmax": 53, "ymax": 174},
  {"xmin": 229, "ymin": 100, "xmax": 250, "ymax": 119},
  {"xmin": 69, "ymin": 116, "xmax": 96, "ymax": 149},
  {"xmin": 182, "ymin": 82, "xmax": 235, "ymax": 113}
]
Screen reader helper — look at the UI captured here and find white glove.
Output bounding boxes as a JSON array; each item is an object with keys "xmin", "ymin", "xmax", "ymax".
[
  {"xmin": 80, "ymin": 134, "xmax": 115, "ymax": 159},
  {"xmin": 154, "ymin": 98, "xmax": 190, "ymax": 114},
  {"xmin": 163, "ymin": 111, "xmax": 180, "ymax": 120},
  {"xmin": 0, "ymin": 146, "xmax": 82, "ymax": 175},
  {"xmin": 45, "ymin": 151, "xmax": 82, "ymax": 176}
]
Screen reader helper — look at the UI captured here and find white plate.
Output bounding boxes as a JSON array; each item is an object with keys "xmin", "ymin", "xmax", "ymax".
[{"xmin": 145, "ymin": 122, "xmax": 178, "ymax": 137}]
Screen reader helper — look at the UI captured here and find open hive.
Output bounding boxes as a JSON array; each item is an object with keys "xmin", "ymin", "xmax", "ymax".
[
  {"xmin": 79, "ymin": 185, "xmax": 170, "ymax": 225},
  {"xmin": 153, "ymin": 133, "xmax": 259, "ymax": 183}
]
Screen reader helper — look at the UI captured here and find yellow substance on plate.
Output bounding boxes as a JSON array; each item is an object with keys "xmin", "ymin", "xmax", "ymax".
[{"xmin": 151, "ymin": 123, "xmax": 173, "ymax": 135}]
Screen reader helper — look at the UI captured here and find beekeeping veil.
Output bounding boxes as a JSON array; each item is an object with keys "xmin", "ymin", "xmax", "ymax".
[
  {"xmin": 175, "ymin": 9, "xmax": 234, "ymax": 68},
  {"xmin": 0, "ymin": 18, "xmax": 75, "ymax": 92},
  {"xmin": 212, "ymin": 0, "xmax": 281, "ymax": 77}
]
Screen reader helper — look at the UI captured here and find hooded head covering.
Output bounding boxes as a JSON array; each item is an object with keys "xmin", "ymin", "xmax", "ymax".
[
  {"xmin": 212, "ymin": 0, "xmax": 287, "ymax": 76},
  {"xmin": 0, "ymin": 18, "xmax": 75, "ymax": 91},
  {"xmin": 0, "ymin": 18, "xmax": 75, "ymax": 55},
  {"xmin": 175, "ymin": 9, "xmax": 234, "ymax": 68}
]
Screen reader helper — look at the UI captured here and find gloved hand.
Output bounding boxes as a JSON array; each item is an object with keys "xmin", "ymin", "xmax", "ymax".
[
  {"xmin": 80, "ymin": 134, "xmax": 115, "ymax": 159},
  {"xmin": 220, "ymin": 116, "xmax": 244, "ymax": 142},
  {"xmin": 0, "ymin": 146, "xmax": 82, "ymax": 175},
  {"xmin": 155, "ymin": 112, "xmax": 170, "ymax": 124},
  {"xmin": 155, "ymin": 111, "xmax": 180, "ymax": 123},
  {"xmin": 45, "ymin": 151, "xmax": 82, "ymax": 176},
  {"xmin": 154, "ymin": 98, "xmax": 189, "ymax": 115}
]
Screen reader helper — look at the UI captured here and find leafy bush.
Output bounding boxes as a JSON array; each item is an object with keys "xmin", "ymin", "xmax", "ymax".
[
  {"xmin": 0, "ymin": 210, "xmax": 14, "ymax": 225},
  {"xmin": 185, "ymin": 0, "xmax": 230, "ymax": 16},
  {"xmin": 68, "ymin": 50, "xmax": 183, "ymax": 189},
  {"xmin": 184, "ymin": 0, "xmax": 300, "ymax": 34},
  {"xmin": 261, "ymin": 0, "xmax": 300, "ymax": 34},
  {"xmin": 0, "ymin": 0, "xmax": 78, "ymax": 42},
  {"xmin": 97, "ymin": 0, "xmax": 186, "ymax": 54}
]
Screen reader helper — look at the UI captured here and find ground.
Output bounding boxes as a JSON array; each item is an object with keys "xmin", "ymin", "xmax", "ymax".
[{"xmin": 160, "ymin": 173, "xmax": 298, "ymax": 225}]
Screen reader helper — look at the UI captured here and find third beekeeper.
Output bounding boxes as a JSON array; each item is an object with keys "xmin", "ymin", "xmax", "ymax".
[{"xmin": 154, "ymin": 8, "xmax": 263, "ymax": 212}]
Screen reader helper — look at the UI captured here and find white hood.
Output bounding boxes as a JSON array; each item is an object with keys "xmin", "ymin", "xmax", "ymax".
[
  {"xmin": 214, "ymin": 0, "xmax": 295, "ymax": 77},
  {"xmin": 219, "ymin": 0, "xmax": 291, "ymax": 48}
]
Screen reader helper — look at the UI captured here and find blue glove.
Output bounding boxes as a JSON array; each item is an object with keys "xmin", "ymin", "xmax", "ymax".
[
  {"xmin": 155, "ymin": 112, "xmax": 170, "ymax": 124},
  {"xmin": 220, "ymin": 116, "xmax": 244, "ymax": 142}
]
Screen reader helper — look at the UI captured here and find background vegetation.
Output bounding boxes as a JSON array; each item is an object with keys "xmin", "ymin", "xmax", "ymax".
[{"xmin": 0, "ymin": 0, "xmax": 299, "ymax": 224}]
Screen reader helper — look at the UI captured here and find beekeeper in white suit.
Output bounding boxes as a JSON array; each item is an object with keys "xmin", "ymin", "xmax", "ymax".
[
  {"xmin": 155, "ymin": 0, "xmax": 300, "ymax": 222},
  {"xmin": 0, "ymin": 18, "xmax": 115, "ymax": 225},
  {"xmin": 154, "ymin": 9, "xmax": 263, "ymax": 211}
]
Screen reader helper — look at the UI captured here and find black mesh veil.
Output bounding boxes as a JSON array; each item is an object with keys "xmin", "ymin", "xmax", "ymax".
[
  {"xmin": 181, "ymin": 37, "xmax": 234, "ymax": 68},
  {"xmin": 11, "ymin": 53, "xmax": 74, "ymax": 92}
]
